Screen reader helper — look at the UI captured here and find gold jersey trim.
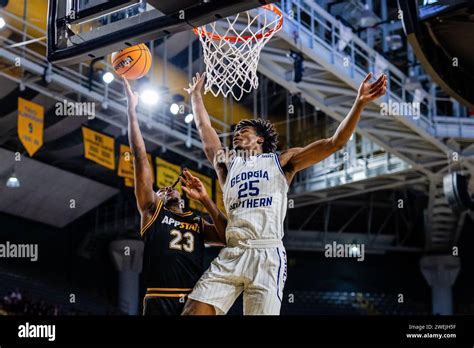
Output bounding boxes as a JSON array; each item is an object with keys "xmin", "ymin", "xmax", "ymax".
[{"xmin": 140, "ymin": 200, "xmax": 163, "ymax": 236}]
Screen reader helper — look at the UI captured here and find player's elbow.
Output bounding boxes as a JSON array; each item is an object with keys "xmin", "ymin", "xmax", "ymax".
[
  {"xmin": 135, "ymin": 199, "xmax": 147, "ymax": 214},
  {"xmin": 331, "ymin": 137, "xmax": 346, "ymax": 151},
  {"xmin": 334, "ymin": 143, "xmax": 345, "ymax": 152},
  {"xmin": 204, "ymin": 146, "xmax": 218, "ymax": 162},
  {"xmin": 203, "ymin": 145, "xmax": 214, "ymax": 156},
  {"xmin": 135, "ymin": 195, "xmax": 155, "ymax": 215}
]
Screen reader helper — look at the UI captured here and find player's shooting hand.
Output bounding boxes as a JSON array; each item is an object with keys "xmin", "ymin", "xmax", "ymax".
[
  {"xmin": 184, "ymin": 72, "xmax": 206, "ymax": 97},
  {"xmin": 180, "ymin": 169, "xmax": 209, "ymax": 201},
  {"xmin": 357, "ymin": 72, "xmax": 387, "ymax": 106},
  {"xmin": 123, "ymin": 77, "xmax": 139, "ymax": 111}
]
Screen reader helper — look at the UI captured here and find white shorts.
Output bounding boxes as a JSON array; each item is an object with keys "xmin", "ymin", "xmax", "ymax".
[{"xmin": 188, "ymin": 241, "xmax": 287, "ymax": 315}]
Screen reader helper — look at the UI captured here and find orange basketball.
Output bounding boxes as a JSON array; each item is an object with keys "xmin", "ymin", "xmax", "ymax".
[{"xmin": 111, "ymin": 43, "xmax": 152, "ymax": 80}]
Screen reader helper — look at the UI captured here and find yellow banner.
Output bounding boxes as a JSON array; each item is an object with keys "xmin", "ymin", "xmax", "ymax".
[
  {"xmin": 215, "ymin": 181, "xmax": 226, "ymax": 215},
  {"xmin": 187, "ymin": 169, "xmax": 212, "ymax": 212},
  {"xmin": 18, "ymin": 98, "xmax": 44, "ymax": 156},
  {"xmin": 82, "ymin": 127, "xmax": 115, "ymax": 170},
  {"xmin": 118, "ymin": 144, "xmax": 153, "ymax": 183},
  {"xmin": 124, "ymin": 176, "xmax": 134, "ymax": 187},
  {"xmin": 156, "ymin": 157, "xmax": 182, "ymax": 194}
]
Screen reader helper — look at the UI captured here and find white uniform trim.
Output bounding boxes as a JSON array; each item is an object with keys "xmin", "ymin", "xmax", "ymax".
[{"xmin": 233, "ymin": 239, "xmax": 283, "ymax": 248}]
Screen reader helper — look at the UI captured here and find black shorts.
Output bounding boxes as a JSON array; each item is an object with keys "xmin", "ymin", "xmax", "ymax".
[
  {"xmin": 142, "ymin": 289, "xmax": 191, "ymax": 315},
  {"xmin": 143, "ymin": 297, "xmax": 185, "ymax": 315}
]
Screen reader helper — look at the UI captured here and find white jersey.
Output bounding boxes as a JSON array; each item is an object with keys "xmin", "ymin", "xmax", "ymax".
[{"xmin": 223, "ymin": 152, "xmax": 288, "ymax": 243}]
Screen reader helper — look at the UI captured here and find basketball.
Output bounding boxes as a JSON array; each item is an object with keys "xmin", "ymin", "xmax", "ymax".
[{"xmin": 111, "ymin": 43, "xmax": 152, "ymax": 80}]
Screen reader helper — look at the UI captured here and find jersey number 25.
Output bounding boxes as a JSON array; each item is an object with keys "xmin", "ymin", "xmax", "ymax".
[{"xmin": 238, "ymin": 180, "xmax": 260, "ymax": 199}]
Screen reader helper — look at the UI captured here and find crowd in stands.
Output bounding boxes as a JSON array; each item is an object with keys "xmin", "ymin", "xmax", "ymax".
[
  {"xmin": 0, "ymin": 286, "xmax": 124, "ymax": 316},
  {"xmin": 0, "ymin": 288, "xmax": 61, "ymax": 315}
]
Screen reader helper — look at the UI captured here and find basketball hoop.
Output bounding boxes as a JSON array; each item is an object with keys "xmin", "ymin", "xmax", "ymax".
[{"xmin": 194, "ymin": 4, "xmax": 283, "ymax": 101}]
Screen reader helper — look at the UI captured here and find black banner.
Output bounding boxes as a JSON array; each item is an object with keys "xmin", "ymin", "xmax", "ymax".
[{"xmin": 0, "ymin": 315, "xmax": 473, "ymax": 346}]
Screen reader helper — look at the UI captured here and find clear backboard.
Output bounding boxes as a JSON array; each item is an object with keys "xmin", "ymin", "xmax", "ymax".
[{"xmin": 47, "ymin": 0, "xmax": 278, "ymax": 66}]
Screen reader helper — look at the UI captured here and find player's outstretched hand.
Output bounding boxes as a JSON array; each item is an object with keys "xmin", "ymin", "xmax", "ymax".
[
  {"xmin": 180, "ymin": 169, "xmax": 209, "ymax": 201},
  {"xmin": 357, "ymin": 72, "xmax": 387, "ymax": 105},
  {"xmin": 123, "ymin": 77, "xmax": 139, "ymax": 111},
  {"xmin": 184, "ymin": 72, "xmax": 206, "ymax": 96}
]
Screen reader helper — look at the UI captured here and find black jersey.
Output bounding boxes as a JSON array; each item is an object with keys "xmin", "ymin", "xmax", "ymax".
[{"xmin": 141, "ymin": 200, "xmax": 206, "ymax": 315}]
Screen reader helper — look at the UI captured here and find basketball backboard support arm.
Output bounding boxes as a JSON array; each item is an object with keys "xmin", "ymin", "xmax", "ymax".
[
  {"xmin": 47, "ymin": 0, "xmax": 279, "ymax": 66},
  {"xmin": 147, "ymin": 0, "xmax": 200, "ymax": 15}
]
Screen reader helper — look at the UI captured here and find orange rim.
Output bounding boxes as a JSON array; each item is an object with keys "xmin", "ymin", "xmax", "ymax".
[{"xmin": 193, "ymin": 4, "xmax": 283, "ymax": 43}]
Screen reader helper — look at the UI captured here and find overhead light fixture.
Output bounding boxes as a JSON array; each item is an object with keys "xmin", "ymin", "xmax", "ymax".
[
  {"xmin": 170, "ymin": 103, "xmax": 180, "ymax": 115},
  {"xmin": 140, "ymin": 88, "xmax": 160, "ymax": 106},
  {"xmin": 0, "ymin": 17, "xmax": 5, "ymax": 30},
  {"xmin": 102, "ymin": 71, "xmax": 114, "ymax": 84},
  {"xmin": 185, "ymin": 113, "xmax": 194, "ymax": 123},
  {"xmin": 6, "ymin": 172, "xmax": 20, "ymax": 188}
]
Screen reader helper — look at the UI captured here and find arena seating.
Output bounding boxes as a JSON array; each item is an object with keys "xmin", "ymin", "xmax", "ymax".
[
  {"xmin": 280, "ymin": 291, "xmax": 430, "ymax": 315},
  {"xmin": 0, "ymin": 267, "xmax": 122, "ymax": 315}
]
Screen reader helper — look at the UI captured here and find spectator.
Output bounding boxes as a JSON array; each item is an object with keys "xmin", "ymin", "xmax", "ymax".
[{"xmin": 11, "ymin": 288, "xmax": 22, "ymax": 301}]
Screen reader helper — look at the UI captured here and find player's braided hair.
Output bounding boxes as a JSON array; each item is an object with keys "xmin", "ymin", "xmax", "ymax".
[{"xmin": 233, "ymin": 118, "xmax": 279, "ymax": 153}]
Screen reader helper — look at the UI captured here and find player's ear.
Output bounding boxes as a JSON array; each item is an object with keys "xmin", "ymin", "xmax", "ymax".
[{"xmin": 257, "ymin": 136, "xmax": 264, "ymax": 145}]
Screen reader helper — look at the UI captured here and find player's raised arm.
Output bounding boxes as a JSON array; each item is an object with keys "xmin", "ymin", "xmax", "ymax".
[
  {"xmin": 180, "ymin": 169, "xmax": 227, "ymax": 246},
  {"xmin": 184, "ymin": 73, "xmax": 223, "ymax": 166},
  {"xmin": 123, "ymin": 78, "xmax": 157, "ymax": 213},
  {"xmin": 280, "ymin": 73, "xmax": 387, "ymax": 183}
]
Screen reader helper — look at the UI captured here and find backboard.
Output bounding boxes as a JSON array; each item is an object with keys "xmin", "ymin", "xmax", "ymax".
[{"xmin": 47, "ymin": 0, "xmax": 278, "ymax": 66}]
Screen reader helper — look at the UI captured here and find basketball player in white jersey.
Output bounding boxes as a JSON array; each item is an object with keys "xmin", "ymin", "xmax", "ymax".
[{"xmin": 182, "ymin": 72, "xmax": 387, "ymax": 315}]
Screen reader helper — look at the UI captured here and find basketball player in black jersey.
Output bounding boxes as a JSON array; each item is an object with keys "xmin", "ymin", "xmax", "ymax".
[{"xmin": 124, "ymin": 78, "xmax": 228, "ymax": 315}]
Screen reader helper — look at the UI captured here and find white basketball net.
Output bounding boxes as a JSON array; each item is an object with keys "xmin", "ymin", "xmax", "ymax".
[{"xmin": 195, "ymin": 4, "xmax": 283, "ymax": 101}]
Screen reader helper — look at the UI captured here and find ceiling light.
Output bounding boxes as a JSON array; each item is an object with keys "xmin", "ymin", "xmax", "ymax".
[
  {"xmin": 6, "ymin": 173, "xmax": 20, "ymax": 188},
  {"xmin": 185, "ymin": 113, "xmax": 194, "ymax": 123},
  {"xmin": 170, "ymin": 103, "xmax": 180, "ymax": 115},
  {"xmin": 102, "ymin": 72, "xmax": 114, "ymax": 84},
  {"xmin": 140, "ymin": 88, "xmax": 160, "ymax": 106}
]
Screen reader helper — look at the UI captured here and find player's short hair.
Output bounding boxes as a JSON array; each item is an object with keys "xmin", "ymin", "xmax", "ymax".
[{"xmin": 233, "ymin": 118, "xmax": 278, "ymax": 153}]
